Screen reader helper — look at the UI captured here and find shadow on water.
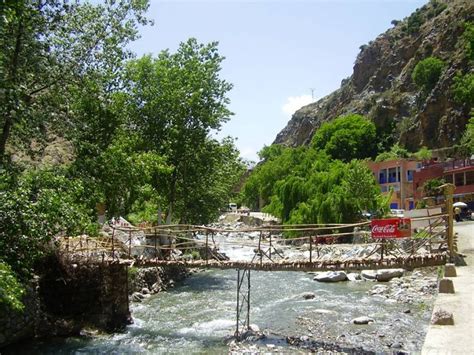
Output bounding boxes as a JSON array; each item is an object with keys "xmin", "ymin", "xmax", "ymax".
[{"xmin": 170, "ymin": 270, "xmax": 234, "ymax": 293}]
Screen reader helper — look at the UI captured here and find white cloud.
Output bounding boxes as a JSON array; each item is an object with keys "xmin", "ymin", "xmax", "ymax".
[{"xmin": 282, "ymin": 95, "xmax": 314, "ymax": 116}]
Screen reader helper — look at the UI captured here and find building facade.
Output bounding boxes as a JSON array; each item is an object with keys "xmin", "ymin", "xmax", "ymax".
[
  {"xmin": 367, "ymin": 159, "xmax": 420, "ymax": 210},
  {"xmin": 368, "ymin": 158, "xmax": 474, "ymax": 210},
  {"xmin": 414, "ymin": 158, "xmax": 474, "ymax": 204}
]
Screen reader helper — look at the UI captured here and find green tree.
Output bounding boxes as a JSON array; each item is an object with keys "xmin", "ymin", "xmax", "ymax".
[
  {"xmin": 123, "ymin": 39, "xmax": 241, "ymax": 223},
  {"xmin": 375, "ymin": 143, "xmax": 410, "ymax": 162},
  {"xmin": 461, "ymin": 116, "xmax": 474, "ymax": 155},
  {"xmin": 422, "ymin": 178, "xmax": 445, "ymax": 202},
  {"xmin": 412, "ymin": 57, "xmax": 445, "ymax": 93},
  {"xmin": 463, "ymin": 21, "xmax": 474, "ymax": 61},
  {"xmin": 311, "ymin": 114, "xmax": 378, "ymax": 162},
  {"xmin": 0, "ymin": 0, "xmax": 150, "ymax": 161},
  {"xmin": 452, "ymin": 73, "xmax": 474, "ymax": 106},
  {"xmin": 413, "ymin": 146, "xmax": 432, "ymax": 160},
  {"xmin": 0, "ymin": 169, "xmax": 95, "ymax": 278}
]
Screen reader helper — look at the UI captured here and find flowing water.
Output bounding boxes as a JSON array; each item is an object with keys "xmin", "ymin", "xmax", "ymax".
[{"xmin": 6, "ymin": 232, "xmax": 435, "ymax": 354}]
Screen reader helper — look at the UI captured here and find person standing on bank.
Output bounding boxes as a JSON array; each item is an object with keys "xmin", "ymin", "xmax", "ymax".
[{"xmin": 454, "ymin": 206, "xmax": 462, "ymax": 222}]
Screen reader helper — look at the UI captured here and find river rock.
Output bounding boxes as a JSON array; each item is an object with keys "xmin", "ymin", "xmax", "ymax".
[
  {"xmin": 369, "ymin": 285, "xmax": 388, "ymax": 295},
  {"xmin": 302, "ymin": 292, "xmax": 316, "ymax": 300},
  {"xmin": 314, "ymin": 271, "xmax": 347, "ymax": 282},
  {"xmin": 431, "ymin": 309, "xmax": 454, "ymax": 325},
  {"xmin": 376, "ymin": 269, "xmax": 404, "ymax": 282},
  {"xmin": 361, "ymin": 270, "xmax": 377, "ymax": 280},
  {"xmin": 347, "ymin": 273, "xmax": 361, "ymax": 281},
  {"xmin": 249, "ymin": 324, "xmax": 260, "ymax": 332},
  {"xmin": 132, "ymin": 292, "xmax": 144, "ymax": 302},
  {"xmin": 352, "ymin": 316, "xmax": 375, "ymax": 325}
]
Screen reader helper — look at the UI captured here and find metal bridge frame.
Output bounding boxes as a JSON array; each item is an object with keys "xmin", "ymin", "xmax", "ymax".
[{"xmin": 235, "ymin": 268, "xmax": 251, "ymax": 339}]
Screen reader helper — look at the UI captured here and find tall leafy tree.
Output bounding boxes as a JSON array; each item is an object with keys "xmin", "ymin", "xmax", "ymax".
[
  {"xmin": 124, "ymin": 39, "xmax": 240, "ymax": 223},
  {"xmin": 311, "ymin": 114, "xmax": 378, "ymax": 162},
  {"xmin": 0, "ymin": 0, "xmax": 150, "ymax": 162}
]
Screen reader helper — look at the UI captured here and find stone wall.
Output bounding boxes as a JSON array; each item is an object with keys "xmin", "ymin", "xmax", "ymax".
[{"xmin": 39, "ymin": 261, "xmax": 131, "ymax": 331}]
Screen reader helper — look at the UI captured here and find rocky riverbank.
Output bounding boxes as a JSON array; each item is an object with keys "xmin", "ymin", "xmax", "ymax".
[
  {"xmin": 228, "ymin": 267, "xmax": 438, "ymax": 354},
  {"xmin": 128, "ymin": 265, "xmax": 190, "ymax": 303}
]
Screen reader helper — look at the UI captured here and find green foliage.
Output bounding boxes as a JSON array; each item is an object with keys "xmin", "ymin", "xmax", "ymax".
[
  {"xmin": 242, "ymin": 143, "xmax": 384, "ymax": 227},
  {"xmin": 426, "ymin": 1, "xmax": 447, "ymax": 19},
  {"xmin": 375, "ymin": 144, "xmax": 410, "ymax": 162},
  {"xmin": 405, "ymin": 9, "xmax": 424, "ymax": 34},
  {"xmin": 422, "ymin": 178, "xmax": 445, "ymax": 199},
  {"xmin": 461, "ymin": 116, "xmax": 474, "ymax": 155},
  {"xmin": 463, "ymin": 21, "xmax": 474, "ymax": 61},
  {"xmin": 412, "ymin": 57, "xmax": 445, "ymax": 93},
  {"xmin": 413, "ymin": 146, "xmax": 432, "ymax": 160},
  {"xmin": 452, "ymin": 73, "xmax": 474, "ymax": 106},
  {"xmin": 242, "ymin": 146, "xmax": 309, "ymax": 210},
  {"xmin": 0, "ymin": 262, "xmax": 25, "ymax": 312},
  {"xmin": 0, "ymin": 168, "xmax": 95, "ymax": 278},
  {"xmin": 122, "ymin": 39, "xmax": 243, "ymax": 224},
  {"xmin": 311, "ymin": 114, "xmax": 378, "ymax": 162},
  {"xmin": 400, "ymin": 2, "xmax": 446, "ymax": 35},
  {"xmin": 0, "ymin": 0, "xmax": 151, "ymax": 160}
]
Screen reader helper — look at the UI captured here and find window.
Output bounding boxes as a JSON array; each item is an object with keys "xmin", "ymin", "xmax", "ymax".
[
  {"xmin": 466, "ymin": 171, "xmax": 474, "ymax": 186},
  {"xmin": 445, "ymin": 174, "xmax": 453, "ymax": 184},
  {"xmin": 407, "ymin": 170, "xmax": 414, "ymax": 182},
  {"xmin": 455, "ymin": 173, "xmax": 464, "ymax": 186},
  {"xmin": 388, "ymin": 167, "xmax": 397, "ymax": 182}
]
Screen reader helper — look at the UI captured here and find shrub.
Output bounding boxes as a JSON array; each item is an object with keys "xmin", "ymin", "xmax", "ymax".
[
  {"xmin": 0, "ymin": 262, "xmax": 25, "ymax": 312},
  {"xmin": 0, "ymin": 169, "xmax": 95, "ymax": 278},
  {"xmin": 452, "ymin": 72, "xmax": 474, "ymax": 106},
  {"xmin": 412, "ymin": 57, "xmax": 445, "ymax": 93},
  {"xmin": 463, "ymin": 21, "xmax": 474, "ymax": 61}
]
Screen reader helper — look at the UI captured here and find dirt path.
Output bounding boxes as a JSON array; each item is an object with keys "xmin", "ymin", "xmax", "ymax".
[{"xmin": 422, "ymin": 221, "xmax": 474, "ymax": 354}]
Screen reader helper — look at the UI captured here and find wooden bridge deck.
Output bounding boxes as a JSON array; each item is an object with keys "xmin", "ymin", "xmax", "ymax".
[{"xmin": 100, "ymin": 253, "xmax": 447, "ymax": 272}]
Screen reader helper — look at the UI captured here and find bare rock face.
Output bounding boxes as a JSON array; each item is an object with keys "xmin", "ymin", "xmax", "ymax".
[
  {"xmin": 431, "ymin": 309, "xmax": 454, "ymax": 325},
  {"xmin": 274, "ymin": 0, "xmax": 473, "ymax": 151}
]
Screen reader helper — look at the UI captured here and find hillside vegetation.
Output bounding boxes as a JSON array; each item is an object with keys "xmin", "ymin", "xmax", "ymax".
[{"xmin": 275, "ymin": 0, "xmax": 473, "ymax": 153}]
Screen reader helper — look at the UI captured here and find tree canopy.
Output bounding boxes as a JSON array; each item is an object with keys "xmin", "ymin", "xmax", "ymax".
[
  {"xmin": 412, "ymin": 57, "xmax": 445, "ymax": 93},
  {"xmin": 0, "ymin": 1, "xmax": 246, "ymax": 311},
  {"xmin": 311, "ymin": 114, "xmax": 378, "ymax": 162}
]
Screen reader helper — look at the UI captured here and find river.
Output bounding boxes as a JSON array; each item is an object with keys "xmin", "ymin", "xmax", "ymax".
[{"xmin": 6, "ymin": 230, "xmax": 436, "ymax": 354}]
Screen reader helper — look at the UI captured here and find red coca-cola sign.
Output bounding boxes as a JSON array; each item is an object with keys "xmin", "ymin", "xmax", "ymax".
[{"xmin": 371, "ymin": 218, "xmax": 411, "ymax": 239}]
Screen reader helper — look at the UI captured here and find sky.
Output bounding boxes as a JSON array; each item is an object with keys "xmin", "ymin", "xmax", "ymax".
[{"xmin": 130, "ymin": 0, "xmax": 427, "ymax": 162}]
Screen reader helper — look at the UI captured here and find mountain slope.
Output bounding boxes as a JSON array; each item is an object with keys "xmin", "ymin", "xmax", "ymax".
[{"xmin": 274, "ymin": 0, "xmax": 473, "ymax": 152}]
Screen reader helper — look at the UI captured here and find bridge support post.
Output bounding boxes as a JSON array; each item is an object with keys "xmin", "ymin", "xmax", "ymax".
[
  {"xmin": 235, "ymin": 268, "xmax": 251, "ymax": 340},
  {"xmin": 443, "ymin": 184, "xmax": 455, "ymax": 261}
]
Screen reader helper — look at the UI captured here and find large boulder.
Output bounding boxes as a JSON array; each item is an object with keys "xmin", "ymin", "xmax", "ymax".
[
  {"xmin": 361, "ymin": 270, "xmax": 377, "ymax": 280},
  {"xmin": 313, "ymin": 271, "xmax": 347, "ymax": 282},
  {"xmin": 376, "ymin": 269, "xmax": 404, "ymax": 282}
]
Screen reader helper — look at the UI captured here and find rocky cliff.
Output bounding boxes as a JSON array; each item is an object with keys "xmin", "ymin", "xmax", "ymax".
[{"xmin": 274, "ymin": 0, "xmax": 473, "ymax": 152}]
